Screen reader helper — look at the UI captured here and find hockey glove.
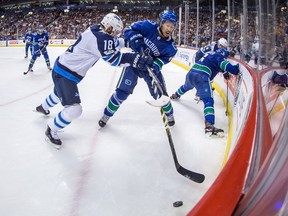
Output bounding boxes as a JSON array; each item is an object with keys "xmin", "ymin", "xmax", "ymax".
[
  {"xmin": 38, "ymin": 41, "xmax": 44, "ymax": 46},
  {"xmin": 129, "ymin": 33, "xmax": 146, "ymax": 53},
  {"xmin": 235, "ymin": 63, "xmax": 240, "ymax": 74},
  {"xmin": 223, "ymin": 71, "xmax": 230, "ymax": 80},
  {"xmin": 133, "ymin": 53, "xmax": 153, "ymax": 71}
]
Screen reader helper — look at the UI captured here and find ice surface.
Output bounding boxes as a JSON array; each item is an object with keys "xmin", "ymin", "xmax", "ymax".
[{"xmin": 0, "ymin": 47, "xmax": 228, "ymax": 216}]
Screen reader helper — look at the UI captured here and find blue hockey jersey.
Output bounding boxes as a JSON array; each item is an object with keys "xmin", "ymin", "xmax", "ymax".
[
  {"xmin": 32, "ymin": 30, "xmax": 49, "ymax": 47},
  {"xmin": 193, "ymin": 51, "xmax": 239, "ymax": 80},
  {"xmin": 124, "ymin": 20, "xmax": 177, "ymax": 69},
  {"xmin": 195, "ymin": 41, "xmax": 220, "ymax": 63},
  {"xmin": 23, "ymin": 32, "xmax": 33, "ymax": 44}
]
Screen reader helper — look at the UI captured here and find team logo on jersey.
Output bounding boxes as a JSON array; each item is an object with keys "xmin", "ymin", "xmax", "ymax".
[
  {"xmin": 104, "ymin": 50, "xmax": 114, "ymax": 55},
  {"xmin": 125, "ymin": 79, "xmax": 131, "ymax": 85}
]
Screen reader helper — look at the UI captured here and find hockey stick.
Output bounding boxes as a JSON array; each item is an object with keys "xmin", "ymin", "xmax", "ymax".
[
  {"xmin": 146, "ymin": 66, "xmax": 205, "ymax": 183},
  {"xmin": 146, "ymin": 96, "xmax": 170, "ymax": 107},
  {"xmin": 32, "ymin": 42, "xmax": 48, "ymax": 55},
  {"xmin": 225, "ymin": 79, "xmax": 229, "ymax": 116},
  {"xmin": 234, "ymin": 70, "xmax": 243, "ymax": 106}
]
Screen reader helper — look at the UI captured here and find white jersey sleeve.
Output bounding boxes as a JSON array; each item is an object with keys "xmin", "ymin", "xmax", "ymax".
[{"xmin": 58, "ymin": 27, "xmax": 103, "ymax": 78}]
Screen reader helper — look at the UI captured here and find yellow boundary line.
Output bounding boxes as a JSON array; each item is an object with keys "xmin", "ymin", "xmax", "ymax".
[{"xmin": 212, "ymin": 82, "xmax": 233, "ymax": 167}]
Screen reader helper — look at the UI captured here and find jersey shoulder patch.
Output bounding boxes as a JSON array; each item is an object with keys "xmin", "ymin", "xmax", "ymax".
[{"xmin": 147, "ymin": 20, "xmax": 158, "ymax": 25}]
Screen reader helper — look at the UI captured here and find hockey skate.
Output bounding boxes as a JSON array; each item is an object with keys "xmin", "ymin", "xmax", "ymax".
[
  {"xmin": 36, "ymin": 104, "xmax": 50, "ymax": 115},
  {"xmin": 170, "ymin": 93, "xmax": 180, "ymax": 100},
  {"xmin": 167, "ymin": 114, "xmax": 175, "ymax": 127},
  {"xmin": 194, "ymin": 92, "xmax": 201, "ymax": 103},
  {"xmin": 45, "ymin": 126, "xmax": 62, "ymax": 149},
  {"xmin": 47, "ymin": 65, "xmax": 52, "ymax": 71},
  {"xmin": 205, "ymin": 122, "xmax": 224, "ymax": 137},
  {"xmin": 24, "ymin": 55, "xmax": 28, "ymax": 58},
  {"xmin": 98, "ymin": 114, "xmax": 110, "ymax": 128},
  {"xmin": 24, "ymin": 67, "xmax": 33, "ymax": 75}
]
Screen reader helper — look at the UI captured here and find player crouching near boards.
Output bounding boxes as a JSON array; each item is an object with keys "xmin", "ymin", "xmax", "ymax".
[
  {"xmin": 34, "ymin": 13, "xmax": 153, "ymax": 149},
  {"xmin": 170, "ymin": 48, "xmax": 240, "ymax": 137}
]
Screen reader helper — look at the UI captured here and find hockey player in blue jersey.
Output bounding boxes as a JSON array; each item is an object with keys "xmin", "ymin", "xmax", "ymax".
[
  {"xmin": 34, "ymin": 13, "xmax": 153, "ymax": 148},
  {"xmin": 24, "ymin": 24, "xmax": 51, "ymax": 74},
  {"xmin": 98, "ymin": 10, "xmax": 178, "ymax": 128},
  {"xmin": 194, "ymin": 38, "xmax": 228, "ymax": 63},
  {"xmin": 23, "ymin": 28, "xmax": 33, "ymax": 58},
  {"xmin": 170, "ymin": 48, "xmax": 239, "ymax": 137}
]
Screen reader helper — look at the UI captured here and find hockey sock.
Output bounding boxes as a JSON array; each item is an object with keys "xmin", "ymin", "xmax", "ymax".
[
  {"xmin": 176, "ymin": 86, "xmax": 187, "ymax": 97},
  {"xmin": 45, "ymin": 58, "xmax": 51, "ymax": 66},
  {"xmin": 42, "ymin": 92, "xmax": 60, "ymax": 111},
  {"xmin": 162, "ymin": 101, "xmax": 174, "ymax": 117},
  {"xmin": 104, "ymin": 89, "xmax": 128, "ymax": 117},
  {"xmin": 203, "ymin": 97, "xmax": 215, "ymax": 125},
  {"xmin": 49, "ymin": 104, "xmax": 82, "ymax": 131},
  {"xmin": 28, "ymin": 59, "xmax": 35, "ymax": 69}
]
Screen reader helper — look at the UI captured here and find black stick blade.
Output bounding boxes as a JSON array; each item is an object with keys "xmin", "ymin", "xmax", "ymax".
[{"xmin": 177, "ymin": 165, "xmax": 205, "ymax": 183}]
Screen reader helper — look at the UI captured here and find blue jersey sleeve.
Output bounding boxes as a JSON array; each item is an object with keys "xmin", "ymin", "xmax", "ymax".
[
  {"xmin": 124, "ymin": 20, "xmax": 154, "ymax": 40},
  {"xmin": 215, "ymin": 53, "xmax": 239, "ymax": 75},
  {"xmin": 219, "ymin": 60, "xmax": 239, "ymax": 75}
]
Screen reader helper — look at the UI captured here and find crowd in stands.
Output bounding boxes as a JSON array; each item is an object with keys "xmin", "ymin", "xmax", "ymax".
[
  {"xmin": 0, "ymin": 7, "xmax": 287, "ymax": 66},
  {"xmin": 0, "ymin": 8, "xmax": 162, "ymax": 41}
]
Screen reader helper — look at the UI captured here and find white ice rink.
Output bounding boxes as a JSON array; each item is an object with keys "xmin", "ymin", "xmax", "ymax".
[{"xmin": 0, "ymin": 47, "xmax": 229, "ymax": 216}]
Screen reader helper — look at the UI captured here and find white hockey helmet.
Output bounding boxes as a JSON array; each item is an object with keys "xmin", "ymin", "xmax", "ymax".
[
  {"xmin": 101, "ymin": 13, "xmax": 123, "ymax": 37},
  {"xmin": 218, "ymin": 38, "xmax": 228, "ymax": 48}
]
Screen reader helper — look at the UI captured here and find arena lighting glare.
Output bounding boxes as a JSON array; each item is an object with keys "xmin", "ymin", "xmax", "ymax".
[
  {"xmin": 1, "ymin": 15, "xmax": 4, "ymax": 18},
  {"xmin": 112, "ymin": 6, "xmax": 118, "ymax": 13},
  {"xmin": 64, "ymin": 9, "xmax": 69, "ymax": 13},
  {"xmin": 28, "ymin": 11, "xmax": 33, "ymax": 15}
]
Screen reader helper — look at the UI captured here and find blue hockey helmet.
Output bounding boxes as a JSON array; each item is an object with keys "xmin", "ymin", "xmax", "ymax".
[
  {"xmin": 159, "ymin": 10, "xmax": 178, "ymax": 24},
  {"xmin": 38, "ymin": 24, "xmax": 44, "ymax": 29},
  {"xmin": 217, "ymin": 48, "xmax": 229, "ymax": 58}
]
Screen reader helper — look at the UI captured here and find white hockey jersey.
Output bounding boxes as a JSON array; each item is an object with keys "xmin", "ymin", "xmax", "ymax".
[{"xmin": 54, "ymin": 25, "xmax": 136, "ymax": 83}]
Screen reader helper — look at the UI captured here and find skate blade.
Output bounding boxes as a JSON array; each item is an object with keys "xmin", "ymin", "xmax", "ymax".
[
  {"xmin": 45, "ymin": 137, "xmax": 62, "ymax": 150},
  {"xmin": 33, "ymin": 110, "xmax": 50, "ymax": 118},
  {"xmin": 205, "ymin": 131, "xmax": 225, "ymax": 138}
]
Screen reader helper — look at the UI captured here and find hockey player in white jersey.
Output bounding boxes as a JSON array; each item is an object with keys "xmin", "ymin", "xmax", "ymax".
[
  {"xmin": 35, "ymin": 13, "xmax": 153, "ymax": 148},
  {"xmin": 194, "ymin": 38, "xmax": 228, "ymax": 63}
]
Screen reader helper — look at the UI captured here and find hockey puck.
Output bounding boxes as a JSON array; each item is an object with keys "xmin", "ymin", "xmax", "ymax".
[{"xmin": 173, "ymin": 201, "xmax": 183, "ymax": 207}]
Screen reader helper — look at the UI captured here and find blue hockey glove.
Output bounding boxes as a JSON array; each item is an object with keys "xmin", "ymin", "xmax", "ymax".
[
  {"xmin": 43, "ymin": 41, "xmax": 48, "ymax": 47},
  {"xmin": 142, "ymin": 63, "xmax": 161, "ymax": 83},
  {"xmin": 133, "ymin": 53, "xmax": 153, "ymax": 71},
  {"xmin": 152, "ymin": 63, "xmax": 161, "ymax": 76},
  {"xmin": 223, "ymin": 71, "xmax": 230, "ymax": 80},
  {"xmin": 245, "ymin": 53, "xmax": 252, "ymax": 62},
  {"xmin": 129, "ymin": 33, "xmax": 145, "ymax": 53},
  {"xmin": 235, "ymin": 63, "xmax": 240, "ymax": 74},
  {"xmin": 38, "ymin": 41, "xmax": 44, "ymax": 46}
]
